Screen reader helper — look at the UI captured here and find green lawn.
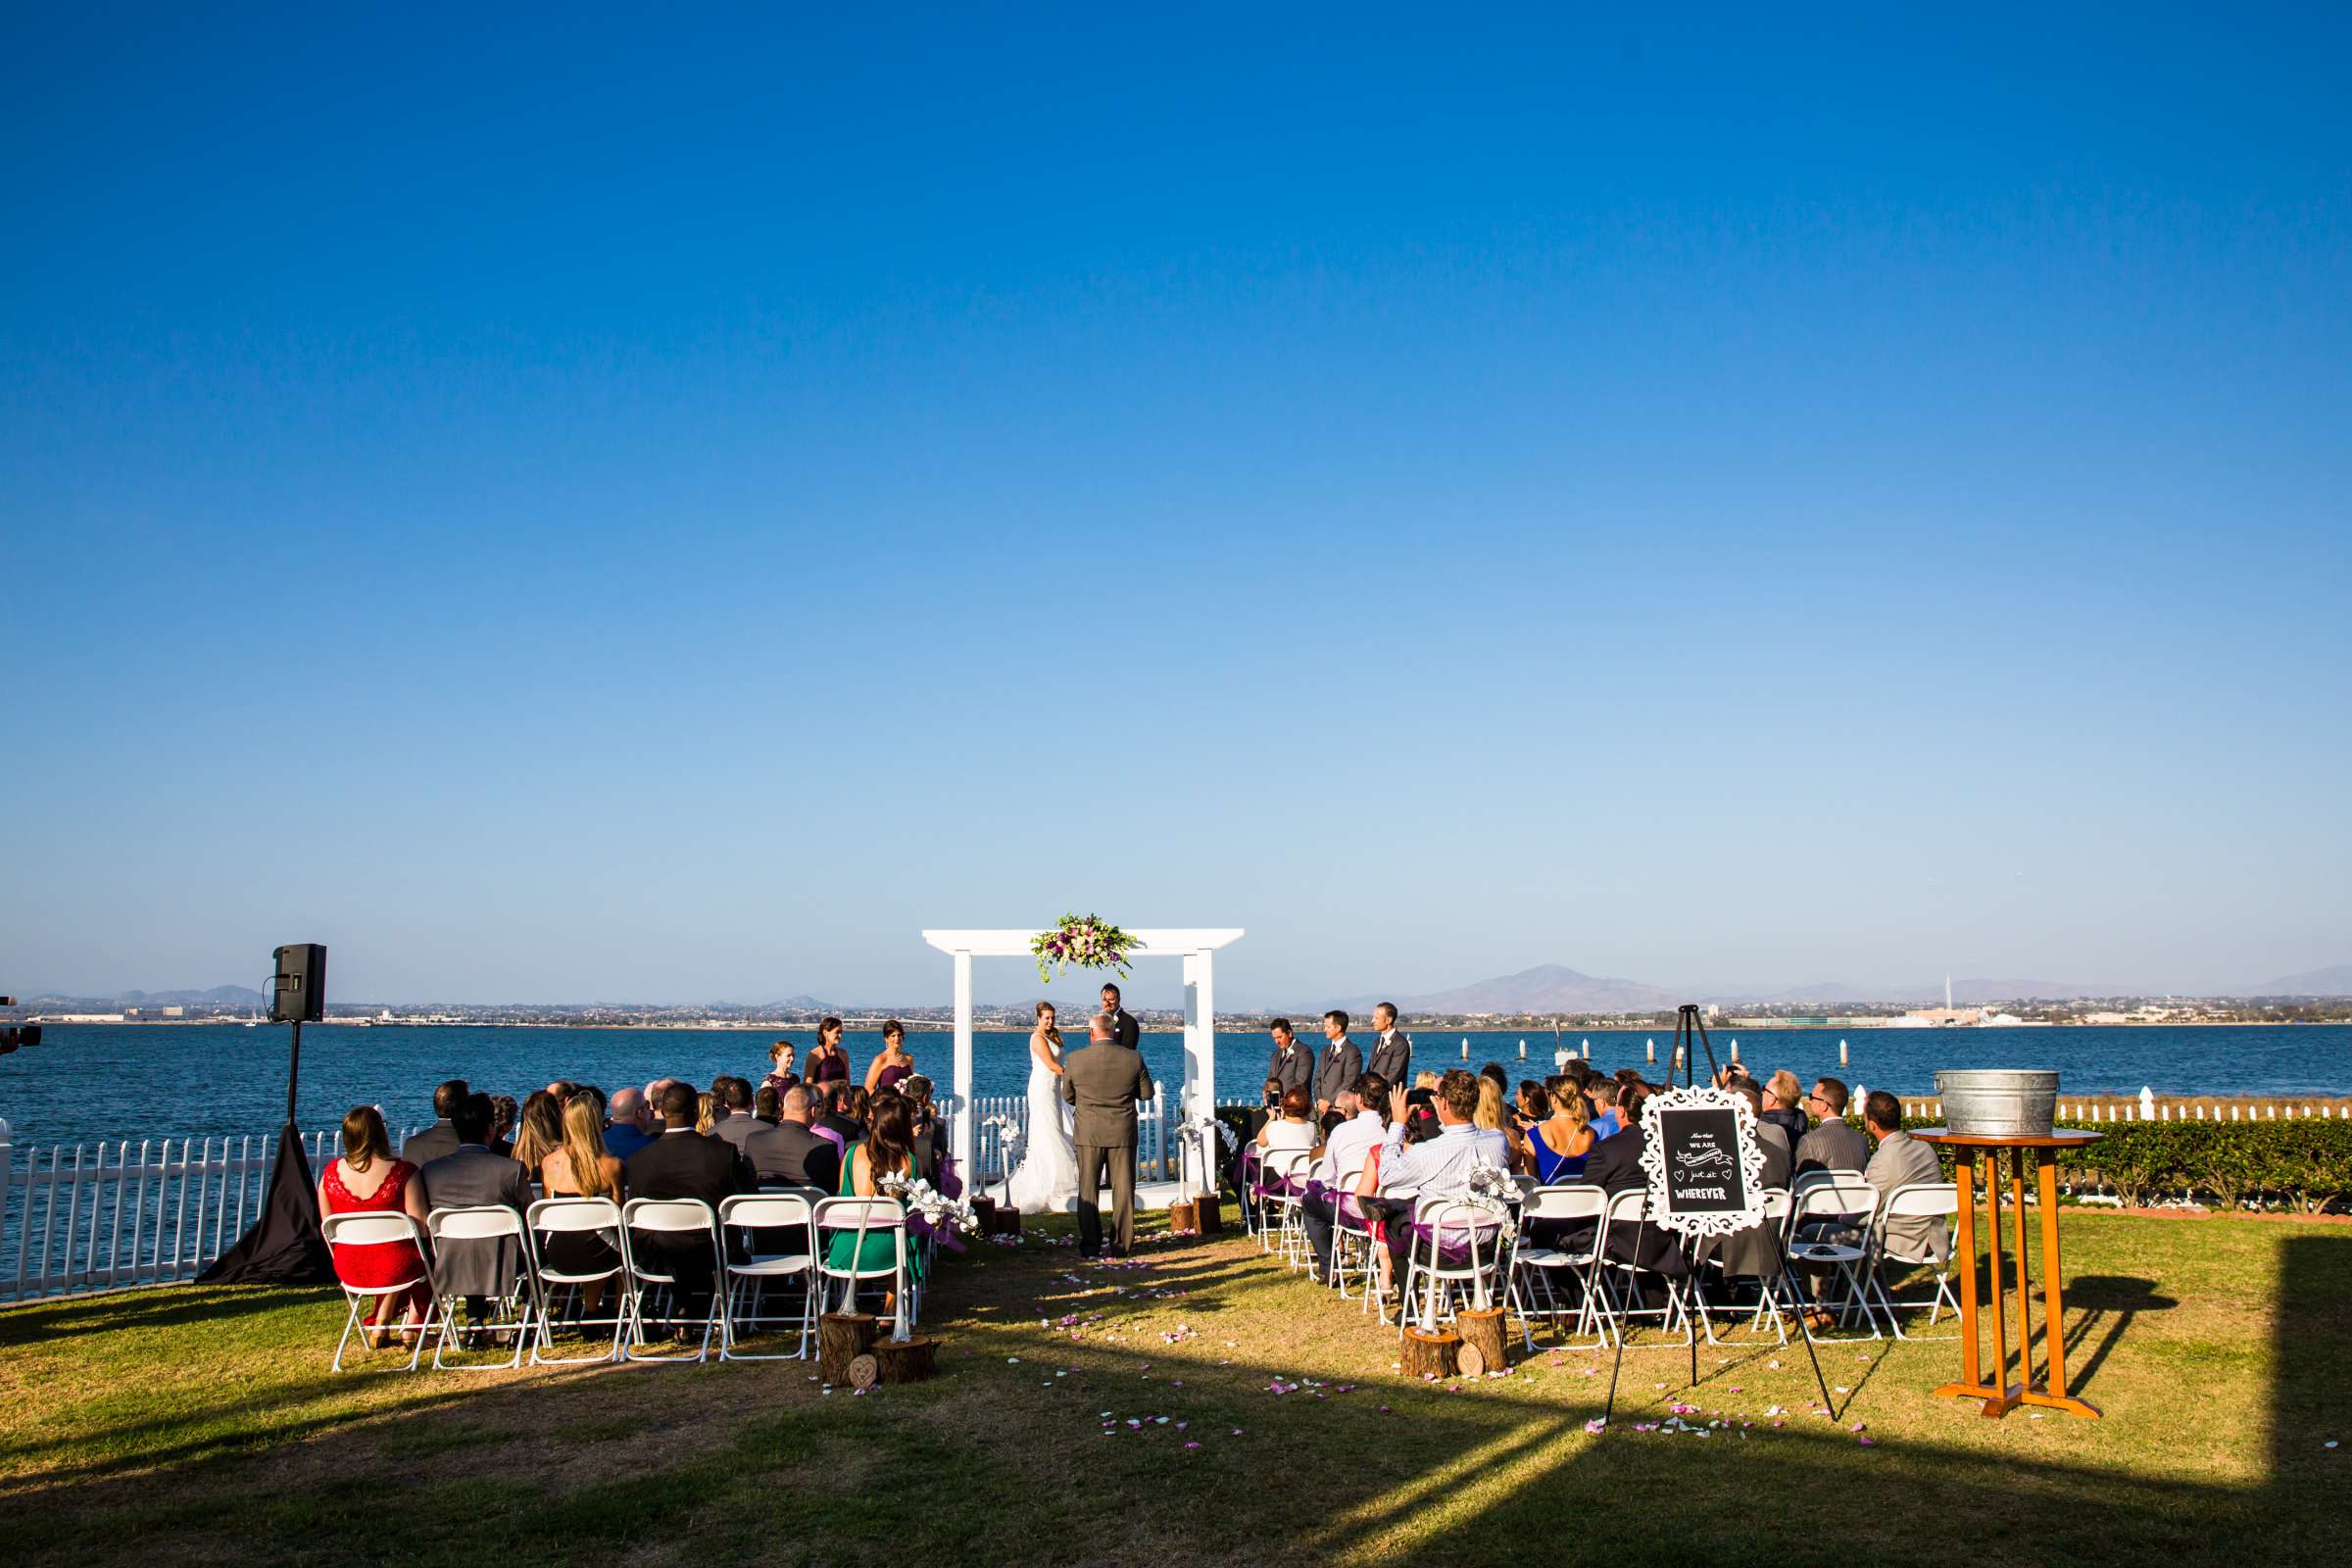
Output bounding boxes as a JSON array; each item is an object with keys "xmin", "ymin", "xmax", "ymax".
[{"xmin": 2, "ymin": 1210, "xmax": 2345, "ymax": 1567}]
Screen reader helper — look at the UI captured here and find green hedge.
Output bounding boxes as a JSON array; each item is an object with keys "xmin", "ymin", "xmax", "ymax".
[{"xmin": 1900, "ymin": 1115, "xmax": 2352, "ymax": 1211}]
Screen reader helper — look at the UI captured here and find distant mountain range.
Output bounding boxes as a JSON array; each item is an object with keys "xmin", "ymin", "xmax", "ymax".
[
  {"xmin": 20, "ymin": 985, "xmax": 270, "ymax": 1009},
  {"xmin": 2239, "ymin": 965, "xmax": 2352, "ymax": 998},
  {"xmin": 1343, "ymin": 965, "xmax": 1683, "ymax": 1015}
]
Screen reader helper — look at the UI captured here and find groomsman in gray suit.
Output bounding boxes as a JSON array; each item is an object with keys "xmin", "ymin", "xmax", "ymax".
[
  {"xmin": 1266, "ymin": 1019, "xmax": 1312, "ymax": 1102},
  {"xmin": 1366, "ymin": 1004, "xmax": 1411, "ymax": 1088},
  {"xmin": 1313, "ymin": 1010, "xmax": 1362, "ymax": 1123},
  {"xmin": 1061, "ymin": 1012, "xmax": 1156, "ymax": 1257}
]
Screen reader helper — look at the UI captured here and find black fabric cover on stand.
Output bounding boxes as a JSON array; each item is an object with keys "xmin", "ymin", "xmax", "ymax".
[{"xmin": 197, "ymin": 1121, "xmax": 336, "ymax": 1286}]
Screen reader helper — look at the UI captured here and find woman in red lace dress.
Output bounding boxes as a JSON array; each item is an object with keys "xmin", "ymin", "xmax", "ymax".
[{"xmin": 318, "ymin": 1105, "xmax": 430, "ymax": 1348}]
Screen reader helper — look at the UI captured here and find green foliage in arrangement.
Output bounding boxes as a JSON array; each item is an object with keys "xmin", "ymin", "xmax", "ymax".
[{"xmin": 1894, "ymin": 1114, "xmax": 2352, "ymax": 1211}]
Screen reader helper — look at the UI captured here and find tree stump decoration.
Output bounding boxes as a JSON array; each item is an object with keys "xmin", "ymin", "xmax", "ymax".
[
  {"xmin": 1455, "ymin": 1306, "xmax": 1508, "ymax": 1376},
  {"xmin": 871, "ymin": 1336, "xmax": 940, "ymax": 1383},
  {"xmin": 1400, "ymin": 1326, "xmax": 1460, "ymax": 1380},
  {"xmin": 817, "ymin": 1312, "xmax": 878, "ymax": 1384}
]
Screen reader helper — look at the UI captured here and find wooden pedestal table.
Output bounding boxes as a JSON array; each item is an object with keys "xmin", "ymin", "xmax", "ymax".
[{"xmin": 1913, "ymin": 1129, "xmax": 2101, "ymax": 1420}]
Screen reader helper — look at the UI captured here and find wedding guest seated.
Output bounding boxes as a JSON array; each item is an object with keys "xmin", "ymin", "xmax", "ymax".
[
  {"xmin": 865, "ymin": 1019, "xmax": 914, "ymax": 1093},
  {"xmin": 1579, "ymin": 1081, "xmax": 1689, "ymax": 1280},
  {"xmin": 1298, "ymin": 1072, "xmax": 1390, "ymax": 1271},
  {"xmin": 902, "ymin": 1075, "xmax": 945, "ymax": 1185},
  {"xmin": 1475, "ymin": 1075, "xmax": 1534, "ymax": 1175},
  {"xmin": 624, "ymin": 1081, "xmax": 754, "ymax": 1329},
  {"xmin": 1795, "ymin": 1077, "xmax": 1870, "ymax": 1176},
  {"xmin": 1230, "ymin": 1077, "xmax": 1284, "ymax": 1196},
  {"xmin": 817, "ymin": 1085, "xmax": 869, "ymax": 1151},
  {"xmin": 418, "ymin": 1093, "xmax": 535, "ymax": 1329},
  {"xmin": 319, "ymin": 1105, "xmax": 429, "ymax": 1348},
  {"xmin": 540, "ymin": 1094, "xmax": 627, "ymax": 1312},
  {"xmin": 1478, "ymin": 1062, "xmax": 1508, "ymax": 1097},
  {"xmin": 1514, "ymin": 1080, "xmax": 1548, "ymax": 1132},
  {"xmin": 400, "ymin": 1079, "xmax": 469, "ymax": 1165},
  {"xmin": 745, "ymin": 1085, "xmax": 843, "ymax": 1195},
  {"xmin": 1585, "ymin": 1078, "xmax": 1622, "ymax": 1142},
  {"xmin": 488, "ymin": 1094, "xmax": 519, "ymax": 1158},
  {"xmin": 1370, "ymin": 1070, "xmax": 1511, "ymax": 1279},
  {"xmin": 509, "ymin": 1090, "xmax": 564, "ymax": 1184},
  {"xmin": 761, "ymin": 1039, "xmax": 802, "ymax": 1101},
  {"xmin": 754, "ymin": 1085, "xmax": 783, "ymax": 1125},
  {"xmin": 603, "ymin": 1086, "xmax": 657, "ymax": 1161},
  {"xmin": 1696, "ymin": 1080, "xmax": 1793, "ymax": 1299},
  {"xmin": 710, "ymin": 1076, "xmax": 760, "ymax": 1152},
  {"xmin": 1762, "ymin": 1070, "xmax": 1809, "ymax": 1150},
  {"xmin": 824, "ymin": 1091, "xmax": 925, "ymax": 1312},
  {"xmin": 1863, "ymin": 1090, "xmax": 1948, "ymax": 1263},
  {"xmin": 1255, "ymin": 1087, "xmax": 1318, "ymax": 1175},
  {"xmin": 694, "ymin": 1091, "xmax": 720, "ymax": 1136},
  {"xmin": 1526, "ymin": 1082, "xmax": 1596, "ymax": 1183}
]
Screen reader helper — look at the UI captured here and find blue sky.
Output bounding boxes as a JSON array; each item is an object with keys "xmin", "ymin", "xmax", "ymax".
[{"xmin": 4, "ymin": 6, "xmax": 2347, "ymax": 1005}]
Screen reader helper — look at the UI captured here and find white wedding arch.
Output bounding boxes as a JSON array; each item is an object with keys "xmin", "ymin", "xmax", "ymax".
[{"xmin": 919, "ymin": 927, "xmax": 1246, "ymax": 1180}]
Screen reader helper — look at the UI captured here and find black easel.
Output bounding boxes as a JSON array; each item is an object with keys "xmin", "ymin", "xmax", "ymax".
[
  {"xmin": 197, "ymin": 1016, "xmax": 333, "ymax": 1286},
  {"xmin": 1602, "ymin": 1005, "xmax": 1837, "ymax": 1425}
]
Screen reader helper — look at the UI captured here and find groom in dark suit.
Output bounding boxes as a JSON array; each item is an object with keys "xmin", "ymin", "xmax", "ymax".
[
  {"xmin": 1062, "ymin": 1011, "xmax": 1156, "ymax": 1257},
  {"xmin": 1099, "ymin": 982, "xmax": 1141, "ymax": 1049}
]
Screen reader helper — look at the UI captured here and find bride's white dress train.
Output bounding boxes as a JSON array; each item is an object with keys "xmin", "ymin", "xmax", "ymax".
[{"xmin": 1004, "ymin": 1052, "xmax": 1080, "ymax": 1214}]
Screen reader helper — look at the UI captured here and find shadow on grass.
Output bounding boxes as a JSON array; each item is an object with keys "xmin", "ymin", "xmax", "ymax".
[{"xmin": 1, "ymin": 1218, "xmax": 2347, "ymax": 1566}]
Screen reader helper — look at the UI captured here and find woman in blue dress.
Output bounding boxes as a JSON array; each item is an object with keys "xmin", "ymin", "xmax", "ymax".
[{"xmin": 1526, "ymin": 1084, "xmax": 1596, "ymax": 1183}]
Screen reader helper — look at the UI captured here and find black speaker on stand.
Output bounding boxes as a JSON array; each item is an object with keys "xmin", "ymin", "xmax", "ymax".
[{"xmin": 200, "ymin": 945, "xmax": 336, "ymax": 1287}]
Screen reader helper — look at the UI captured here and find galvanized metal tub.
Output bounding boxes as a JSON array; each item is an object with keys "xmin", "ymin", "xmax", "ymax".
[{"xmin": 1934, "ymin": 1069, "xmax": 2060, "ymax": 1137}]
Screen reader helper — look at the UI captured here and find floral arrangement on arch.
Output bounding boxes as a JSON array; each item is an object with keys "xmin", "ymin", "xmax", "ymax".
[
  {"xmin": 880, "ymin": 1172, "xmax": 982, "ymax": 1236},
  {"xmin": 1030, "ymin": 913, "xmax": 1140, "ymax": 983}
]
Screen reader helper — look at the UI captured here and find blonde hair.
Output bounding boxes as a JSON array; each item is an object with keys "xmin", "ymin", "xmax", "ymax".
[
  {"xmin": 695, "ymin": 1092, "xmax": 718, "ymax": 1135},
  {"xmin": 1549, "ymin": 1086, "xmax": 1591, "ymax": 1131},
  {"xmin": 556, "ymin": 1096, "xmax": 614, "ymax": 1199},
  {"xmin": 1473, "ymin": 1077, "xmax": 1505, "ymax": 1131}
]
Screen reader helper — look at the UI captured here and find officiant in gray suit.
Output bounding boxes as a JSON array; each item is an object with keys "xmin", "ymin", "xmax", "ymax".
[{"xmin": 1061, "ymin": 1010, "xmax": 1156, "ymax": 1257}]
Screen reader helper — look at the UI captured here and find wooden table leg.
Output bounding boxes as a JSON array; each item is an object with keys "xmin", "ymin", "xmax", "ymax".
[
  {"xmin": 2026, "ymin": 1152, "xmax": 2100, "ymax": 1419},
  {"xmin": 2011, "ymin": 1149, "xmax": 2034, "ymax": 1383},
  {"xmin": 1953, "ymin": 1152, "xmax": 1980, "ymax": 1389}
]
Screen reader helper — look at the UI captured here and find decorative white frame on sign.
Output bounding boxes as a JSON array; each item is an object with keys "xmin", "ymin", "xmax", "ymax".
[{"xmin": 1637, "ymin": 1084, "xmax": 1769, "ymax": 1239}]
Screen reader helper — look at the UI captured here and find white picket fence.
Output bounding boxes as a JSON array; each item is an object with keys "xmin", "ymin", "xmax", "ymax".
[
  {"xmin": 968, "ymin": 1095, "xmax": 1200, "ymax": 1191},
  {"xmin": 0, "ymin": 1121, "xmax": 372, "ymax": 1303}
]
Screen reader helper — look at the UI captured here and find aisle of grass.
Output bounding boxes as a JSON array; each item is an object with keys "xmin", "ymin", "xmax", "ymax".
[{"xmin": 1, "ymin": 1211, "xmax": 2345, "ymax": 1566}]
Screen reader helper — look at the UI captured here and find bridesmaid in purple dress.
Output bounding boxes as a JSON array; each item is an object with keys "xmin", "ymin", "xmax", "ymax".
[
  {"xmin": 865, "ymin": 1018, "xmax": 914, "ymax": 1094},
  {"xmin": 807, "ymin": 1017, "xmax": 851, "ymax": 1089}
]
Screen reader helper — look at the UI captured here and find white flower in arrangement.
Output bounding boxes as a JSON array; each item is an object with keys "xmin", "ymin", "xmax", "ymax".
[
  {"xmin": 982, "ymin": 1112, "xmax": 1025, "ymax": 1150},
  {"xmin": 1459, "ymin": 1156, "xmax": 1518, "ymax": 1224},
  {"xmin": 879, "ymin": 1172, "xmax": 982, "ymax": 1235},
  {"xmin": 1185, "ymin": 1114, "xmax": 1238, "ymax": 1153}
]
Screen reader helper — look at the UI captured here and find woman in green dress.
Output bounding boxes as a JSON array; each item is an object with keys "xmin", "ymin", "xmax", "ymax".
[{"xmin": 825, "ymin": 1090, "xmax": 925, "ymax": 1310}]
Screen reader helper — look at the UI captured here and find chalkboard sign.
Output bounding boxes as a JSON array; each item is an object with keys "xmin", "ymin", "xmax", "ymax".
[{"xmin": 1638, "ymin": 1086, "xmax": 1767, "ymax": 1238}]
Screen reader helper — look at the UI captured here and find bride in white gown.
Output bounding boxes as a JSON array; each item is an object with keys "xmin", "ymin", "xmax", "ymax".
[{"xmin": 1004, "ymin": 1001, "xmax": 1080, "ymax": 1214}]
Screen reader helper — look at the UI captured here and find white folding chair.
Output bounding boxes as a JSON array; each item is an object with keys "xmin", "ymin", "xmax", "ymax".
[
  {"xmin": 321, "ymin": 1211, "xmax": 437, "ymax": 1373},
  {"xmin": 1259, "ymin": 1151, "xmax": 1313, "ymax": 1269},
  {"xmin": 719, "ymin": 1193, "xmax": 819, "ymax": 1361},
  {"xmin": 526, "ymin": 1197, "xmax": 627, "ymax": 1365},
  {"xmin": 619, "ymin": 1198, "xmax": 724, "ymax": 1362},
  {"xmin": 1324, "ymin": 1167, "xmax": 1376, "ymax": 1300},
  {"xmin": 1864, "ymin": 1181, "xmax": 1961, "ymax": 1338},
  {"xmin": 1511, "ymin": 1184, "xmax": 1608, "ymax": 1350},
  {"xmin": 1591, "ymin": 1187, "xmax": 1696, "ymax": 1348},
  {"xmin": 1690, "ymin": 1188, "xmax": 1799, "ymax": 1345},
  {"xmin": 813, "ymin": 1196, "xmax": 913, "ymax": 1342},
  {"xmin": 1396, "ymin": 1200, "xmax": 1511, "ymax": 1337},
  {"xmin": 1784, "ymin": 1177, "xmax": 1884, "ymax": 1340},
  {"xmin": 425, "ymin": 1205, "xmax": 542, "ymax": 1371}
]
